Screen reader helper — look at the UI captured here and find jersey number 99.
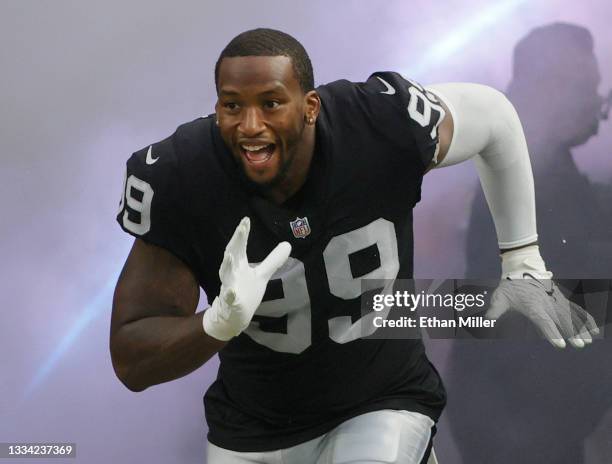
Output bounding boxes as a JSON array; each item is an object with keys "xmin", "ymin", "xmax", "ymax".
[
  {"xmin": 119, "ymin": 175, "xmax": 399, "ymax": 355},
  {"xmin": 246, "ymin": 218, "xmax": 399, "ymax": 353}
]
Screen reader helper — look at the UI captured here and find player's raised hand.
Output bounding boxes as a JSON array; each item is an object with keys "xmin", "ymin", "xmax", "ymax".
[
  {"xmin": 203, "ymin": 217, "xmax": 291, "ymax": 341},
  {"xmin": 485, "ymin": 245, "xmax": 599, "ymax": 349}
]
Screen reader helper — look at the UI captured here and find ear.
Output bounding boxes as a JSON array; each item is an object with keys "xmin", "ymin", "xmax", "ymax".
[
  {"xmin": 304, "ymin": 90, "xmax": 321, "ymax": 120},
  {"xmin": 214, "ymin": 101, "xmax": 221, "ymax": 125}
]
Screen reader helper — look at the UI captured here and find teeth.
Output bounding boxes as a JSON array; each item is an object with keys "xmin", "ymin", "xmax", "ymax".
[{"xmin": 241, "ymin": 144, "xmax": 268, "ymax": 151}]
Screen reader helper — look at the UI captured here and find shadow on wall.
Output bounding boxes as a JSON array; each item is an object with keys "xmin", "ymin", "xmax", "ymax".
[{"xmin": 441, "ymin": 22, "xmax": 612, "ymax": 464}]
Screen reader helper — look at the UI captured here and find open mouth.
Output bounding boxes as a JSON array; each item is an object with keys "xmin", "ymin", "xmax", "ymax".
[{"xmin": 240, "ymin": 143, "xmax": 276, "ymax": 164}]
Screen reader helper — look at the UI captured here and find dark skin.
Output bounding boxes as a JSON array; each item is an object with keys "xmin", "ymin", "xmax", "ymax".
[
  {"xmin": 110, "ymin": 239, "xmax": 225, "ymax": 392},
  {"xmin": 110, "ymin": 55, "xmax": 458, "ymax": 392},
  {"xmin": 215, "ymin": 56, "xmax": 321, "ymax": 204}
]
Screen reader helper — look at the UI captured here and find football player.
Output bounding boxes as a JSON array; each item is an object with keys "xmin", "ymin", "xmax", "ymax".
[{"xmin": 110, "ymin": 28, "xmax": 598, "ymax": 463}]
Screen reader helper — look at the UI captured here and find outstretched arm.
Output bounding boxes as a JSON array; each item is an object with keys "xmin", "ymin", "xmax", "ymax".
[
  {"xmin": 424, "ymin": 83, "xmax": 598, "ymax": 347},
  {"xmin": 426, "ymin": 83, "xmax": 537, "ymax": 249}
]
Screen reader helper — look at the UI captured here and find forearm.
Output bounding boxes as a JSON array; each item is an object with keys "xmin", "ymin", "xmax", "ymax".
[
  {"xmin": 472, "ymin": 124, "xmax": 537, "ymax": 249},
  {"xmin": 111, "ymin": 311, "xmax": 225, "ymax": 392}
]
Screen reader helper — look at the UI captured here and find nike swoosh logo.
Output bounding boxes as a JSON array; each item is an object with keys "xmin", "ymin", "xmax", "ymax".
[
  {"xmin": 145, "ymin": 145, "xmax": 159, "ymax": 165},
  {"xmin": 376, "ymin": 76, "xmax": 396, "ymax": 95}
]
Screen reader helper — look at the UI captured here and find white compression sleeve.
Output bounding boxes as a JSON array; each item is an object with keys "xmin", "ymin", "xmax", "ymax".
[{"xmin": 426, "ymin": 83, "xmax": 538, "ymax": 249}]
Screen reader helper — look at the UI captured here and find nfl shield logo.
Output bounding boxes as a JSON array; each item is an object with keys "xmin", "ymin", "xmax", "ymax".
[{"xmin": 290, "ymin": 217, "xmax": 311, "ymax": 239}]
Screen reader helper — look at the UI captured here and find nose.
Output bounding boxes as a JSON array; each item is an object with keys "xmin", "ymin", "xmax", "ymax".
[{"xmin": 238, "ymin": 107, "xmax": 265, "ymax": 136}]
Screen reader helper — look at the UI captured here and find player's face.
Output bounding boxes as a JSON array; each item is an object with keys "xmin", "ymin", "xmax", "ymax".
[{"xmin": 216, "ymin": 56, "xmax": 314, "ymax": 188}]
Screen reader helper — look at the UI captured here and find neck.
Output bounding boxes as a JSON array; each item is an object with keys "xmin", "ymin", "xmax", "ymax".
[{"xmin": 266, "ymin": 124, "xmax": 316, "ymax": 204}]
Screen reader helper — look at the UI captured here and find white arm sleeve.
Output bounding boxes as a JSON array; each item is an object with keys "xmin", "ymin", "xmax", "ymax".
[{"xmin": 426, "ymin": 83, "xmax": 538, "ymax": 249}]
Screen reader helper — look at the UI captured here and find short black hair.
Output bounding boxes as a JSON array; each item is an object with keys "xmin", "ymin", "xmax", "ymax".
[{"xmin": 215, "ymin": 28, "xmax": 314, "ymax": 93}]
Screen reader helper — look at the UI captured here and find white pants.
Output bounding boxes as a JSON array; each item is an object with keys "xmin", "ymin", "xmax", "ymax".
[{"xmin": 207, "ymin": 410, "xmax": 436, "ymax": 464}]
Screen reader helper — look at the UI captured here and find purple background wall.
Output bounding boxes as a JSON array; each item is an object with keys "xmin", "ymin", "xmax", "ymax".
[{"xmin": 1, "ymin": 1, "xmax": 611, "ymax": 462}]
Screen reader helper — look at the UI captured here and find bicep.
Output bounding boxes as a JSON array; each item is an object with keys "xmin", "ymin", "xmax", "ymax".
[
  {"xmin": 111, "ymin": 238, "xmax": 200, "ymax": 335},
  {"xmin": 424, "ymin": 83, "xmax": 515, "ymax": 171}
]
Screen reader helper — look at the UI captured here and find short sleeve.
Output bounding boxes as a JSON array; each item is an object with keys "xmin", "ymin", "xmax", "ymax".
[
  {"xmin": 358, "ymin": 72, "xmax": 446, "ymax": 169},
  {"xmin": 116, "ymin": 135, "xmax": 197, "ymax": 271}
]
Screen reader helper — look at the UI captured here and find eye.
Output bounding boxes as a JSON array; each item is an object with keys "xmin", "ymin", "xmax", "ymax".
[
  {"xmin": 224, "ymin": 102, "xmax": 239, "ymax": 111},
  {"xmin": 264, "ymin": 100, "xmax": 280, "ymax": 110}
]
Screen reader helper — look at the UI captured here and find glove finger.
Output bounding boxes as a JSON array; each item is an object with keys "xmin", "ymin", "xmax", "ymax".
[
  {"xmin": 568, "ymin": 301, "xmax": 587, "ymax": 333},
  {"xmin": 257, "ymin": 242, "xmax": 292, "ymax": 280},
  {"xmin": 577, "ymin": 324, "xmax": 593, "ymax": 345},
  {"xmin": 565, "ymin": 300, "xmax": 598, "ymax": 342},
  {"xmin": 585, "ymin": 315, "xmax": 600, "ymax": 337},
  {"xmin": 238, "ymin": 216, "xmax": 250, "ymax": 261},
  {"xmin": 550, "ymin": 293, "xmax": 576, "ymax": 339},
  {"xmin": 572, "ymin": 302, "xmax": 600, "ymax": 337},
  {"xmin": 523, "ymin": 301, "xmax": 566, "ymax": 348},
  {"xmin": 540, "ymin": 323, "xmax": 567, "ymax": 348},
  {"xmin": 568, "ymin": 336, "xmax": 585, "ymax": 349},
  {"xmin": 226, "ymin": 217, "xmax": 250, "ymax": 260},
  {"xmin": 568, "ymin": 302, "xmax": 594, "ymax": 344}
]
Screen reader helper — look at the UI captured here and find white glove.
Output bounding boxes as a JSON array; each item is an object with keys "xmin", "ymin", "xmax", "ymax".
[
  {"xmin": 486, "ymin": 245, "xmax": 599, "ymax": 348},
  {"xmin": 203, "ymin": 217, "xmax": 291, "ymax": 341}
]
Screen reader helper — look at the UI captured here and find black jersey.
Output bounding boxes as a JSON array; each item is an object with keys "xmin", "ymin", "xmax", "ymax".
[{"xmin": 116, "ymin": 72, "xmax": 447, "ymax": 451}]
